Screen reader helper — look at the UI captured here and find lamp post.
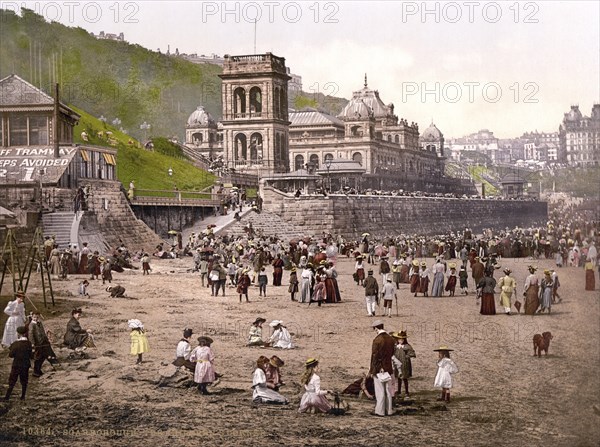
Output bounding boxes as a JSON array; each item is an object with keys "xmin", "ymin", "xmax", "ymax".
[
  {"xmin": 325, "ymin": 157, "xmax": 332, "ymax": 193},
  {"xmin": 140, "ymin": 121, "xmax": 151, "ymax": 142}
]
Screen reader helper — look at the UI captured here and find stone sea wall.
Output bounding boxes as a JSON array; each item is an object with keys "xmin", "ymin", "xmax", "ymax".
[{"xmin": 262, "ymin": 187, "xmax": 548, "ymax": 238}]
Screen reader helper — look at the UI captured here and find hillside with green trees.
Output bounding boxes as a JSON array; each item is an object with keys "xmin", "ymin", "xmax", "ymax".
[
  {"xmin": 0, "ymin": 7, "xmax": 222, "ymax": 142},
  {"xmin": 1, "ymin": 8, "xmax": 350, "ymax": 142},
  {"xmin": 73, "ymin": 106, "xmax": 215, "ymax": 193}
]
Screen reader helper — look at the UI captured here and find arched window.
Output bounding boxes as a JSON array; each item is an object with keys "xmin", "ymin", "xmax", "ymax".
[
  {"xmin": 279, "ymin": 87, "xmax": 287, "ymax": 118},
  {"xmin": 352, "ymin": 152, "xmax": 363, "ymax": 165},
  {"xmin": 233, "ymin": 87, "xmax": 246, "ymax": 116},
  {"xmin": 387, "ymin": 135, "xmax": 392, "ymax": 142},
  {"xmin": 309, "ymin": 154, "xmax": 319, "ymax": 170},
  {"xmin": 274, "ymin": 87, "xmax": 281, "ymax": 118},
  {"xmin": 192, "ymin": 132, "xmax": 203, "ymax": 146},
  {"xmin": 250, "ymin": 132, "xmax": 262, "ymax": 160},
  {"xmin": 250, "ymin": 87, "xmax": 262, "ymax": 115},
  {"xmin": 394, "ymin": 134, "xmax": 400, "ymax": 144},
  {"xmin": 235, "ymin": 133, "xmax": 247, "ymax": 160},
  {"xmin": 324, "ymin": 153, "xmax": 334, "ymax": 164},
  {"xmin": 295, "ymin": 154, "xmax": 305, "ymax": 171}
]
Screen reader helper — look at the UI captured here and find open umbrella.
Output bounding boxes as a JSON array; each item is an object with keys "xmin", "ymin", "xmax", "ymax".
[
  {"xmin": 362, "ymin": 232, "xmax": 370, "ymax": 237},
  {"xmin": 168, "ymin": 230, "xmax": 178, "ymax": 235}
]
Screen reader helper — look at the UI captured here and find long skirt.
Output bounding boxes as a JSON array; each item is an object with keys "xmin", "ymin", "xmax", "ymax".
[
  {"xmin": 445, "ymin": 276, "xmax": 457, "ymax": 293},
  {"xmin": 356, "ymin": 268, "xmax": 365, "ymax": 281},
  {"xmin": 418, "ymin": 277, "xmax": 429, "ymax": 294},
  {"xmin": 300, "ymin": 278, "xmax": 312, "ymax": 303},
  {"xmin": 431, "ymin": 273, "xmax": 444, "ymax": 296},
  {"xmin": 524, "ymin": 285, "xmax": 539, "ymax": 315},
  {"xmin": 400, "ymin": 266, "xmax": 410, "ymax": 283},
  {"xmin": 410, "ymin": 274, "xmax": 419, "ymax": 293},
  {"xmin": 480, "ymin": 292, "xmax": 496, "ymax": 315},
  {"xmin": 585, "ymin": 269, "xmax": 595, "ymax": 290},
  {"xmin": 298, "ymin": 392, "xmax": 331, "ymax": 413},
  {"xmin": 78, "ymin": 254, "xmax": 88, "ymax": 274},
  {"xmin": 324, "ymin": 278, "xmax": 337, "ymax": 303}
]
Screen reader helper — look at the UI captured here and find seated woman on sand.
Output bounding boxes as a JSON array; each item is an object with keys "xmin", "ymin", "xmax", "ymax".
[
  {"xmin": 252, "ymin": 356, "xmax": 288, "ymax": 405},
  {"xmin": 265, "ymin": 320, "xmax": 294, "ymax": 349},
  {"xmin": 342, "ymin": 373, "xmax": 375, "ymax": 400},
  {"xmin": 63, "ymin": 308, "xmax": 95, "ymax": 351}
]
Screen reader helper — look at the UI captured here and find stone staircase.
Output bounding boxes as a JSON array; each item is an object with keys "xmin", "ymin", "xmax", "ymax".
[
  {"xmin": 220, "ymin": 210, "xmax": 309, "ymax": 240},
  {"xmin": 42, "ymin": 211, "xmax": 75, "ymax": 248}
]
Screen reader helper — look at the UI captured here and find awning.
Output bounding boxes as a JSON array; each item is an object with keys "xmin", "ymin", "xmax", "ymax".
[
  {"xmin": 80, "ymin": 149, "xmax": 90, "ymax": 162},
  {"xmin": 102, "ymin": 153, "xmax": 116, "ymax": 165}
]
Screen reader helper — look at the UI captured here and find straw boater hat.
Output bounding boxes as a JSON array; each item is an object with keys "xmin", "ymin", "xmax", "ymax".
[
  {"xmin": 305, "ymin": 358, "xmax": 319, "ymax": 368},
  {"xmin": 253, "ymin": 317, "xmax": 266, "ymax": 325},
  {"xmin": 15, "ymin": 289, "xmax": 25, "ymax": 298},
  {"xmin": 291, "ymin": 267, "xmax": 297, "ymax": 272},
  {"xmin": 433, "ymin": 346, "xmax": 454, "ymax": 352},
  {"xmin": 543, "ymin": 269, "xmax": 551, "ymax": 276},
  {"xmin": 270, "ymin": 356, "xmax": 285, "ymax": 368},
  {"xmin": 528, "ymin": 265, "xmax": 537, "ymax": 272},
  {"xmin": 269, "ymin": 320, "xmax": 283, "ymax": 328},
  {"xmin": 420, "ymin": 261, "xmax": 427, "ymax": 267},
  {"xmin": 448, "ymin": 262, "xmax": 456, "ymax": 269},
  {"xmin": 412, "ymin": 260, "xmax": 419, "ymax": 267}
]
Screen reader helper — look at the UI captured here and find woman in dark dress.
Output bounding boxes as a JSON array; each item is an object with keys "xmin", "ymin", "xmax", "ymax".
[
  {"xmin": 477, "ymin": 268, "xmax": 497, "ymax": 315},
  {"xmin": 64, "ymin": 308, "xmax": 95, "ymax": 349}
]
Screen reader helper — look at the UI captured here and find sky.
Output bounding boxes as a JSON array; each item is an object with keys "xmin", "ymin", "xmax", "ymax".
[{"xmin": 7, "ymin": 0, "xmax": 600, "ymax": 138}]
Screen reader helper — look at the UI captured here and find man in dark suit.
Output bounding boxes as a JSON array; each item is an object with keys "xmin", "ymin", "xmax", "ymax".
[
  {"xmin": 4, "ymin": 326, "xmax": 33, "ymax": 401},
  {"xmin": 369, "ymin": 320, "xmax": 396, "ymax": 416}
]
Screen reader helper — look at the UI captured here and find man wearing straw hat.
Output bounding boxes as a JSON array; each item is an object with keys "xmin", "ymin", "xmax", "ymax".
[{"xmin": 369, "ymin": 320, "xmax": 396, "ymax": 416}]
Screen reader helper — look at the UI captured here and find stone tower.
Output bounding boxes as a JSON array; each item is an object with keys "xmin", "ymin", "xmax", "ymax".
[{"xmin": 219, "ymin": 53, "xmax": 291, "ymax": 175}]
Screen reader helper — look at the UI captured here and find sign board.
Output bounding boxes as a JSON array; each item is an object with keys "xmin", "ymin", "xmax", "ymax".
[{"xmin": 0, "ymin": 146, "xmax": 77, "ymax": 183}]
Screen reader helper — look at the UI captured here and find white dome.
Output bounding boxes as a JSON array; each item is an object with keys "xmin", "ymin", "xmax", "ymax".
[
  {"xmin": 187, "ymin": 106, "xmax": 216, "ymax": 127},
  {"xmin": 421, "ymin": 122, "xmax": 443, "ymax": 141}
]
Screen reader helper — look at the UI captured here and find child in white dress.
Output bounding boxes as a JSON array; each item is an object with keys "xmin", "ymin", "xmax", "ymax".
[{"xmin": 433, "ymin": 346, "xmax": 459, "ymax": 403}]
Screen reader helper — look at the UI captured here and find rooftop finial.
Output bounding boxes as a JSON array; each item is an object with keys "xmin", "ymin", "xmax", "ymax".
[{"xmin": 364, "ymin": 73, "xmax": 367, "ymax": 88}]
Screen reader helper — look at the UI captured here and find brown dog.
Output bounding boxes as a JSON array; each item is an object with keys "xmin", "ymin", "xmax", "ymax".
[{"xmin": 533, "ymin": 332, "xmax": 553, "ymax": 357}]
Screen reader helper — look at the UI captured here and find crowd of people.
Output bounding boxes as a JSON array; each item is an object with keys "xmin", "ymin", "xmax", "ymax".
[{"xmin": 2, "ymin": 198, "xmax": 597, "ymax": 417}]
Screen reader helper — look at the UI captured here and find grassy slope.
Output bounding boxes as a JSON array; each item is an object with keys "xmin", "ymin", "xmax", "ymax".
[
  {"xmin": 0, "ymin": 8, "xmax": 222, "ymax": 142},
  {"xmin": 72, "ymin": 106, "xmax": 215, "ymax": 193}
]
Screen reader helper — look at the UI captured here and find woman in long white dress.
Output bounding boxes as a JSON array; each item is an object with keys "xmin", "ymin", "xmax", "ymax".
[
  {"xmin": 298, "ymin": 358, "xmax": 332, "ymax": 413},
  {"xmin": 2, "ymin": 291, "xmax": 26, "ymax": 347},
  {"xmin": 252, "ymin": 356, "xmax": 288, "ymax": 404}
]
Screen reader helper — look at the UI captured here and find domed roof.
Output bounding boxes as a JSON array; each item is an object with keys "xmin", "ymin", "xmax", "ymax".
[
  {"xmin": 338, "ymin": 75, "xmax": 391, "ymax": 120},
  {"xmin": 187, "ymin": 106, "xmax": 216, "ymax": 127},
  {"xmin": 565, "ymin": 106, "xmax": 582, "ymax": 122},
  {"xmin": 421, "ymin": 121, "xmax": 443, "ymax": 141}
]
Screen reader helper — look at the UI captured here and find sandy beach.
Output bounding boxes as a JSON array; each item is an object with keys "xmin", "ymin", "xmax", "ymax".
[{"xmin": 1, "ymin": 253, "xmax": 599, "ymax": 447}]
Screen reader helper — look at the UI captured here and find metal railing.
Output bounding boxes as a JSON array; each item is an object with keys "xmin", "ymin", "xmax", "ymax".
[{"xmin": 130, "ymin": 189, "xmax": 222, "ymax": 207}]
